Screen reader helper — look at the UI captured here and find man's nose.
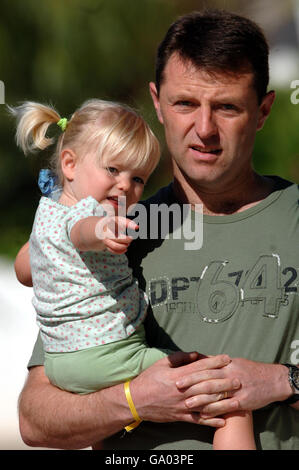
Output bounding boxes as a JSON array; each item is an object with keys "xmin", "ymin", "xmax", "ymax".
[{"xmin": 194, "ymin": 107, "xmax": 218, "ymax": 140}]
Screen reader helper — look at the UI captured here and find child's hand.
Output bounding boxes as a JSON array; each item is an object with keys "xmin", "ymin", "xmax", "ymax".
[{"xmin": 95, "ymin": 216, "xmax": 138, "ymax": 254}]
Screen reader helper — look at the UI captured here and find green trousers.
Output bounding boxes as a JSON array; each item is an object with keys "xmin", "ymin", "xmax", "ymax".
[{"xmin": 45, "ymin": 325, "xmax": 169, "ymax": 394}]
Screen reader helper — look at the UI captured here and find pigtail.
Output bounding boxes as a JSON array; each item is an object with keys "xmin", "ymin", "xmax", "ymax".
[{"xmin": 8, "ymin": 102, "xmax": 61, "ymax": 155}]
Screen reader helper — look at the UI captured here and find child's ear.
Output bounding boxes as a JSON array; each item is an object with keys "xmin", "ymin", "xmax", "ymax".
[{"xmin": 60, "ymin": 149, "xmax": 78, "ymax": 180}]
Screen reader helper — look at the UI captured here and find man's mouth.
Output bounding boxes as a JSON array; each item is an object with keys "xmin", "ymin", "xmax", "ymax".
[
  {"xmin": 189, "ymin": 146, "xmax": 222, "ymax": 160},
  {"xmin": 190, "ymin": 145, "xmax": 221, "ymax": 154}
]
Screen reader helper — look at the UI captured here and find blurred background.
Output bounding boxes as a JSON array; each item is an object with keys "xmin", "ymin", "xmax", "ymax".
[{"xmin": 0, "ymin": 0, "xmax": 298, "ymax": 450}]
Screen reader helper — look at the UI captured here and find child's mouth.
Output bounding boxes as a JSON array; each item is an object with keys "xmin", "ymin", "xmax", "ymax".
[{"xmin": 107, "ymin": 196, "xmax": 126, "ymax": 207}]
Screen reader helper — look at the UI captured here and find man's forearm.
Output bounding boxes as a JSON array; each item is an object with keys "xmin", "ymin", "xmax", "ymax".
[
  {"xmin": 19, "ymin": 366, "xmax": 132, "ymax": 449},
  {"xmin": 19, "ymin": 354, "xmax": 238, "ymax": 449}
]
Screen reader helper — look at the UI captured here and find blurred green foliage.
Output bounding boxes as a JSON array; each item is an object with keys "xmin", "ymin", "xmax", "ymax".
[
  {"xmin": 253, "ymin": 90, "xmax": 299, "ymax": 181},
  {"xmin": 0, "ymin": 0, "xmax": 298, "ymax": 259}
]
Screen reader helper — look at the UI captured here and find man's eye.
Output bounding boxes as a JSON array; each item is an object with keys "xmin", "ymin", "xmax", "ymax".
[
  {"xmin": 176, "ymin": 101, "xmax": 193, "ymax": 107},
  {"xmin": 133, "ymin": 176, "xmax": 145, "ymax": 184},
  {"xmin": 221, "ymin": 104, "xmax": 237, "ymax": 111}
]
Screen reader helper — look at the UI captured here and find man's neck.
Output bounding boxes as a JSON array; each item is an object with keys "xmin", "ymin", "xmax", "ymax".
[{"xmin": 173, "ymin": 173, "xmax": 276, "ymax": 216}]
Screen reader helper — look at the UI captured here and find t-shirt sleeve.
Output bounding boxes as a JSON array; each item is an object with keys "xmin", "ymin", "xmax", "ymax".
[
  {"xmin": 27, "ymin": 332, "xmax": 45, "ymax": 368},
  {"xmin": 66, "ymin": 197, "xmax": 106, "ymax": 240}
]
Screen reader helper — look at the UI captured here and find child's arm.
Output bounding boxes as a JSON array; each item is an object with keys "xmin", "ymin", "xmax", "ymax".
[
  {"xmin": 70, "ymin": 216, "xmax": 138, "ymax": 254},
  {"xmin": 213, "ymin": 410, "xmax": 256, "ymax": 450},
  {"xmin": 14, "ymin": 241, "xmax": 33, "ymax": 287}
]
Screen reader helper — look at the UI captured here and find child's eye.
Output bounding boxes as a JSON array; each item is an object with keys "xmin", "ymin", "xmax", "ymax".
[
  {"xmin": 133, "ymin": 176, "xmax": 145, "ymax": 184},
  {"xmin": 106, "ymin": 167, "xmax": 118, "ymax": 175}
]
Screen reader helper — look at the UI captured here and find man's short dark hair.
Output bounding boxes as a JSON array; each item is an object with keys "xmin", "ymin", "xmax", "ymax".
[{"xmin": 155, "ymin": 9, "xmax": 270, "ymax": 103}]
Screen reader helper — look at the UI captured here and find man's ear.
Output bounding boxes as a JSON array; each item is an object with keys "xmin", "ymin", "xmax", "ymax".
[
  {"xmin": 149, "ymin": 82, "xmax": 164, "ymax": 124},
  {"xmin": 60, "ymin": 148, "xmax": 78, "ymax": 181},
  {"xmin": 257, "ymin": 90, "xmax": 275, "ymax": 130}
]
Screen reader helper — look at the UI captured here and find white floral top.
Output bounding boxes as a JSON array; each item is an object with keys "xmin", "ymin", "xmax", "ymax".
[{"xmin": 29, "ymin": 196, "xmax": 147, "ymax": 352}]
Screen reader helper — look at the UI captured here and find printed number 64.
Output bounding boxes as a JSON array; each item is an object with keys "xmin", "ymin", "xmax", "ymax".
[{"xmin": 197, "ymin": 261, "xmax": 239, "ymax": 323}]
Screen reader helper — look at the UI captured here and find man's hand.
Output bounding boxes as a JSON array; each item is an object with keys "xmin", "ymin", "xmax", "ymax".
[
  {"xmin": 176, "ymin": 357, "xmax": 292, "ymax": 418},
  {"xmin": 130, "ymin": 352, "xmax": 240, "ymax": 428}
]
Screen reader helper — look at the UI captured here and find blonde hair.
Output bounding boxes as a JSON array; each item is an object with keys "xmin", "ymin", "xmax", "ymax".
[{"xmin": 9, "ymin": 99, "xmax": 160, "ymax": 184}]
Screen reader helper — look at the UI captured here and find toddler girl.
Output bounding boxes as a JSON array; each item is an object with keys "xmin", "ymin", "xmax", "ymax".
[
  {"xmin": 11, "ymin": 99, "xmax": 168, "ymax": 396},
  {"xmin": 12, "ymin": 99, "xmax": 255, "ymax": 448}
]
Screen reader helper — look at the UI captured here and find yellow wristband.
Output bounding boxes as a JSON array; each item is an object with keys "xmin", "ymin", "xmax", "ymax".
[{"xmin": 124, "ymin": 380, "xmax": 142, "ymax": 432}]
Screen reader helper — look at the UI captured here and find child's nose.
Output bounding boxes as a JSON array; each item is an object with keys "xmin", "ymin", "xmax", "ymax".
[{"xmin": 117, "ymin": 175, "xmax": 131, "ymax": 192}]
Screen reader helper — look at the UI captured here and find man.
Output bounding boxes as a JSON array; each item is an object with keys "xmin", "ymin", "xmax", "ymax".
[{"xmin": 19, "ymin": 10, "xmax": 298, "ymax": 450}]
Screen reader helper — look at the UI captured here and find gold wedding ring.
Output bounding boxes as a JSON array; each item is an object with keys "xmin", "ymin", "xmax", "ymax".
[{"xmin": 217, "ymin": 391, "xmax": 229, "ymax": 401}]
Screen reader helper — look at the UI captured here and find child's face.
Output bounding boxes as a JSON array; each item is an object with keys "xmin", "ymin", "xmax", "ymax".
[{"xmin": 66, "ymin": 151, "xmax": 152, "ymax": 212}]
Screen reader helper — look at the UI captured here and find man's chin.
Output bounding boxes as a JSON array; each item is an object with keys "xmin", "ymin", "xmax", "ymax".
[{"xmin": 183, "ymin": 171, "xmax": 224, "ymax": 189}]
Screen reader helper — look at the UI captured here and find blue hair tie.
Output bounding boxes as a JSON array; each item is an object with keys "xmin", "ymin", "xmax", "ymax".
[{"xmin": 38, "ymin": 169, "xmax": 58, "ymax": 196}]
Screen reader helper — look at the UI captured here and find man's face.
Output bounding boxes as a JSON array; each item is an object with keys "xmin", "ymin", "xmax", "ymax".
[{"xmin": 150, "ymin": 54, "xmax": 274, "ymax": 193}]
